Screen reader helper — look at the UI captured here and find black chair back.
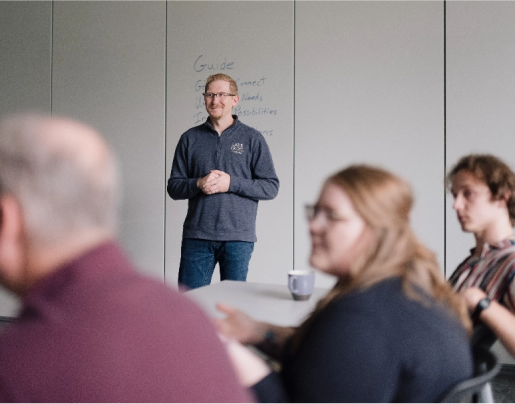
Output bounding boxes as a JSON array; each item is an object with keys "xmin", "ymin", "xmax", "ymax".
[
  {"xmin": 439, "ymin": 345, "xmax": 501, "ymax": 403},
  {"xmin": 471, "ymin": 323, "xmax": 498, "ymax": 350}
]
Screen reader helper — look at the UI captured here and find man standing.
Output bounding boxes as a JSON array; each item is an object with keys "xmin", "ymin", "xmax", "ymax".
[
  {"xmin": 448, "ymin": 154, "xmax": 515, "ymax": 356},
  {"xmin": 168, "ymin": 73, "xmax": 279, "ymax": 290},
  {"xmin": 0, "ymin": 113, "xmax": 252, "ymax": 402}
]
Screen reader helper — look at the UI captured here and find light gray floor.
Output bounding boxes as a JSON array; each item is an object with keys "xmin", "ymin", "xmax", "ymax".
[{"xmin": 492, "ymin": 370, "xmax": 515, "ymax": 403}]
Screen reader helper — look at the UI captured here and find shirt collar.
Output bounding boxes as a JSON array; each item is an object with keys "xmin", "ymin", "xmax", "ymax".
[
  {"xmin": 471, "ymin": 238, "xmax": 515, "ymax": 257},
  {"xmin": 204, "ymin": 115, "xmax": 239, "ymax": 131}
]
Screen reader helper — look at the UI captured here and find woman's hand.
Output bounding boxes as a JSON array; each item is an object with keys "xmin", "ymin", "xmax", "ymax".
[
  {"xmin": 213, "ymin": 303, "xmax": 267, "ymax": 345},
  {"xmin": 219, "ymin": 334, "xmax": 271, "ymax": 387},
  {"xmin": 214, "ymin": 303, "xmax": 296, "ymax": 360}
]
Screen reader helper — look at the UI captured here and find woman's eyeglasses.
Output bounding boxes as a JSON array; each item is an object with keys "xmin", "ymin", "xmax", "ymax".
[{"xmin": 305, "ymin": 204, "xmax": 347, "ymax": 227}]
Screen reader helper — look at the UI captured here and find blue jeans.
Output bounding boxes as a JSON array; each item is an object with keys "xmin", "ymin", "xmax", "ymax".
[{"xmin": 178, "ymin": 238, "xmax": 254, "ymax": 290}]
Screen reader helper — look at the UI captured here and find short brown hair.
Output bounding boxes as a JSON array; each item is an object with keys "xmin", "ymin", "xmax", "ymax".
[
  {"xmin": 447, "ymin": 154, "xmax": 515, "ymax": 225},
  {"xmin": 204, "ymin": 74, "xmax": 238, "ymax": 96}
]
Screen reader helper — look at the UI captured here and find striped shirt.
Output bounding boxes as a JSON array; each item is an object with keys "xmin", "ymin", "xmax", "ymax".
[{"xmin": 449, "ymin": 239, "xmax": 515, "ymax": 313}]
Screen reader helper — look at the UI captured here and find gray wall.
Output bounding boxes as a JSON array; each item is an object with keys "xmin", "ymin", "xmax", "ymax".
[
  {"xmin": 51, "ymin": 1, "xmax": 167, "ymax": 281},
  {"xmin": 0, "ymin": 1, "xmax": 52, "ymax": 317},
  {"xmin": 294, "ymin": 1, "xmax": 445, "ymax": 286},
  {"xmin": 1, "ymin": 0, "xmax": 515, "ymax": 362}
]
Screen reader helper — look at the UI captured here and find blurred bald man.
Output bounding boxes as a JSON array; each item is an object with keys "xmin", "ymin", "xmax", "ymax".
[{"xmin": 0, "ymin": 114, "xmax": 253, "ymax": 403}]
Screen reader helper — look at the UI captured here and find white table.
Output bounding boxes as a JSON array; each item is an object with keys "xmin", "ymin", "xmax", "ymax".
[{"xmin": 186, "ymin": 280, "xmax": 329, "ymax": 327}]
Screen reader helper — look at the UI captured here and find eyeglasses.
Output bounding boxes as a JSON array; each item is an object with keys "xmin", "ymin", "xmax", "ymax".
[
  {"xmin": 203, "ymin": 92, "xmax": 236, "ymax": 99},
  {"xmin": 305, "ymin": 204, "xmax": 347, "ymax": 227}
]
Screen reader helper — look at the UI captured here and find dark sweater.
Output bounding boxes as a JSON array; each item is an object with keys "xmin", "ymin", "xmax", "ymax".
[
  {"xmin": 254, "ymin": 277, "xmax": 473, "ymax": 403},
  {"xmin": 0, "ymin": 242, "xmax": 253, "ymax": 403},
  {"xmin": 167, "ymin": 116, "xmax": 279, "ymax": 242}
]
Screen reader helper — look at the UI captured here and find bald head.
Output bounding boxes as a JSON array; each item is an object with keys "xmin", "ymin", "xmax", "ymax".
[{"xmin": 0, "ymin": 113, "xmax": 119, "ymax": 248}]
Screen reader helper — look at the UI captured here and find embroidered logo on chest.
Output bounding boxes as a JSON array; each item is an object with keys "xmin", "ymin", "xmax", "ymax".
[{"xmin": 231, "ymin": 143, "xmax": 244, "ymax": 154}]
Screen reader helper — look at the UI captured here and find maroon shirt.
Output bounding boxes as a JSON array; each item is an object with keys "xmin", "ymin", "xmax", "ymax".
[{"xmin": 0, "ymin": 242, "xmax": 253, "ymax": 403}]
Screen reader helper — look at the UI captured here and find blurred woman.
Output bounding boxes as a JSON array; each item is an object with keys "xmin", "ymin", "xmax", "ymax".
[{"xmin": 216, "ymin": 165, "xmax": 473, "ymax": 403}]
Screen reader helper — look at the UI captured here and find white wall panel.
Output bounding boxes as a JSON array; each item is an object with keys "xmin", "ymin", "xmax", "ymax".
[
  {"xmin": 52, "ymin": 1, "xmax": 166, "ymax": 280},
  {"xmin": 0, "ymin": 1, "xmax": 51, "ymax": 116},
  {"xmin": 0, "ymin": 1, "xmax": 52, "ymax": 316},
  {"xmin": 446, "ymin": 1, "xmax": 515, "ymax": 274},
  {"xmin": 295, "ymin": 1, "xmax": 445, "ymax": 288}
]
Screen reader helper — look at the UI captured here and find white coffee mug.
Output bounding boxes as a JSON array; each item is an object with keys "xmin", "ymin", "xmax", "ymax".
[{"xmin": 288, "ymin": 269, "xmax": 315, "ymax": 301}]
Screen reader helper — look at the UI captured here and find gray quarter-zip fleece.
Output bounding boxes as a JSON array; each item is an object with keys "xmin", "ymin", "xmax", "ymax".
[{"xmin": 167, "ymin": 116, "xmax": 279, "ymax": 242}]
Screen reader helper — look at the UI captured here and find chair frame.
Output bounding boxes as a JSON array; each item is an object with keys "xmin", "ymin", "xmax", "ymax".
[{"xmin": 439, "ymin": 345, "xmax": 501, "ymax": 403}]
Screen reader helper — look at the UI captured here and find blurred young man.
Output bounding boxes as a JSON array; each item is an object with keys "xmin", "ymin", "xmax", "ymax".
[
  {"xmin": 448, "ymin": 154, "xmax": 515, "ymax": 356},
  {"xmin": 0, "ymin": 113, "xmax": 252, "ymax": 402},
  {"xmin": 168, "ymin": 73, "xmax": 279, "ymax": 289}
]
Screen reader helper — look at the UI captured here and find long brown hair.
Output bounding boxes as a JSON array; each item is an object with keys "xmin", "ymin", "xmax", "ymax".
[{"xmin": 292, "ymin": 165, "xmax": 471, "ymax": 351}]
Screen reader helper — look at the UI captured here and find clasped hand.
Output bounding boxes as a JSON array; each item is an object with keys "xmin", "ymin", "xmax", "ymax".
[{"xmin": 197, "ymin": 170, "xmax": 231, "ymax": 195}]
